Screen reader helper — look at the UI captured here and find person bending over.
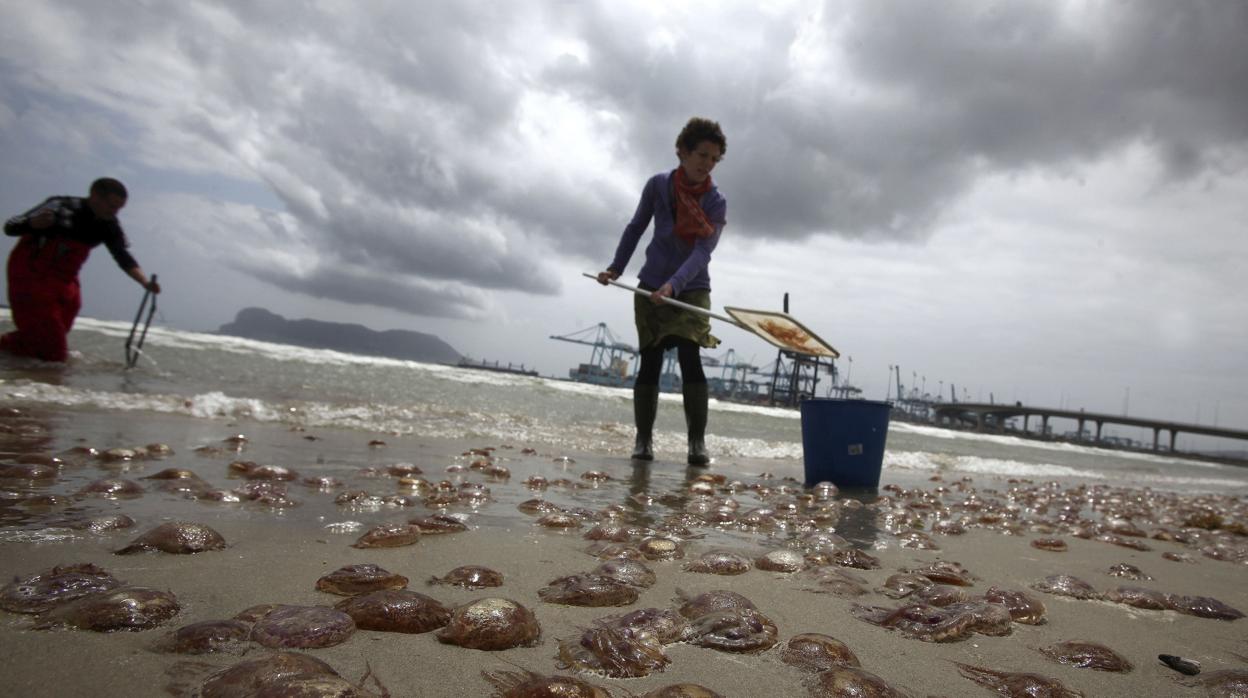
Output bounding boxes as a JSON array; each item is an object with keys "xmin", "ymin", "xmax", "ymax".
[{"xmin": 3, "ymin": 177, "xmax": 160, "ymax": 362}]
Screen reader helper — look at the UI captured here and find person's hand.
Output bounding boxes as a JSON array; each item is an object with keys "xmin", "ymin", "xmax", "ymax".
[
  {"xmin": 29, "ymin": 209, "xmax": 55, "ymax": 230},
  {"xmin": 650, "ymin": 283, "xmax": 674, "ymax": 304},
  {"xmin": 596, "ymin": 269, "xmax": 619, "ymax": 285},
  {"xmin": 146, "ymin": 279, "xmax": 162, "ymax": 294}
]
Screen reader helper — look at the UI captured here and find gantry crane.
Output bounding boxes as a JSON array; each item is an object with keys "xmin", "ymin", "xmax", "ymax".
[{"xmin": 549, "ymin": 323, "xmax": 638, "ymax": 387}]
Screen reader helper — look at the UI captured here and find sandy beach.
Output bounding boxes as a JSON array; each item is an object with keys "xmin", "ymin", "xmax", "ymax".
[{"xmin": 1, "ymin": 407, "xmax": 1246, "ymax": 697}]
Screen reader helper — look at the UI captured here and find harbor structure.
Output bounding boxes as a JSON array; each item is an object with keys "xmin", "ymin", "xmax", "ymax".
[
  {"xmin": 549, "ymin": 323, "xmax": 636, "ymax": 387},
  {"xmin": 551, "ymin": 321, "xmax": 857, "ymax": 404},
  {"xmin": 456, "ymin": 357, "xmax": 539, "ymax": 377}
]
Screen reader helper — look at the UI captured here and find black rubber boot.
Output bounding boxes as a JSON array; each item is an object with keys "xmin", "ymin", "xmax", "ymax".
[
  {"xmin": 683, "ymin": 382, "xmax": 710, "ymax": 466},
  {"xmin": 632, "ymin": 384, "xmax": 659, "ymax": 461}
]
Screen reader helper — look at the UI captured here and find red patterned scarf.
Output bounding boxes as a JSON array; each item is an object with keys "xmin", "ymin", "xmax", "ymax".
[{"xmin": 672, "ymin": 168, "xmax": 714, "ymax": 245}]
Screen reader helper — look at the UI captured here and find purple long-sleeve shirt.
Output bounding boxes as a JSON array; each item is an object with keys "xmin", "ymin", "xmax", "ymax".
[{"xmin": 608, "ymin": 170, "xmax": 726, "ymax": 295}]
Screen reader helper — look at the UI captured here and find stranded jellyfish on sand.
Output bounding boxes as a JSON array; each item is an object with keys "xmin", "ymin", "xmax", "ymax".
[
  {"xmin": 482, "ymin": 669, "xmax": 609, "ymax": 698},
  {"xmin": 315, "ymin": 564, "xmax": 409, "ymax": 596},
  {"xmin": 586, "ymin": 542, "xmax": 646, "ymax": 561},
  {"xmin": 639, "ymin": 536, "xmax": 685, "ymax": 561},
  {"xmin": 429, "ymin": 565, "xmax": 505, "ymax": 590},
  {"xmin": 1164, "ymin": 594, "xmax": 1245, "ymax": 621},
  {"xmin": 832, "ymin": 548, "xmax": 881, "ymax": 570},
  {"xmin": 352, "ymin": 523, "xmax": 421, "ymax": 548},
  {"xmin": 1031, "ymin": 574, "xmax": 1101, "ymax": 600},
  {"xmin": 904, "ymin": 560, "xmax": 976, "ymax": 586},
  {"xmin": 982, "ymin": 586, "xmax": 1047, "ymax": 625},
  {"xmin": 878, "ymin": 573, "xmax": 935, "ymax": 600},
  {"xmin": 159, "ymin": 619, "xmax": 251, "ymax": 654},
  {"xmin": 1038, "ymin": 640, "xmax": 1133, "ymax": 672},
  {"xmin": 115, "ymin": 521, "xmax": 227, "ymax": 555},
  {"xmin": 557, "ymin": 623, "xmax": 671, "ymax": 678},
  {"xmin": 895, "ymin": 531, "xmax": 939, "ymax": 550},
  {"xmin": 0, "ymin": 563, "xmax": 121, "ymax": 613},
  {"xmin": 755, "ymin": 549, "xmax": 805, "ymax": 573},
  {"xmin": 141, "ymin": 467, "xmax": 201, "ymax": 480},
  {"xmin": 1181, "ymin": 669, "xmax": 1248, "ymax": 695},
  {"xmin": 176, "ymin": 650, "xmax": 381, "ymax": 698},
  {"xmin": 70, "ymin": 514, "xmax": 137, "ymax": 532},
  {"xmin": 0, "ymin": 463, "xmax": 57, "ymax": 480},
  {"xmin": 850, "ymin": 603, "xmax": 978, "ymax": 643},
  {"xmin": 249, "ymin": 605, "xmax": 356, "ymax": 649},
  {"xmin": 436, "ymin": 597, "xmax": 541, "ymax": 650},
  {"xmin": 683, "ymin": 550, "xmax": 752, "ymax": 575},
  {"xmin": 35, "ymin": 586, "xmax": 180, "ymax": 632},
  {"xmin": 1103, "ymin": 586, "xmax": 1169, "ymax": 610},
  {"xmin": 806, "ymin": 665, "xmax": 913, "ymax": 697},
  {"xmin": 955, "ymin": 663, "xmax": 1084, "ymax": 697},
  {"xmin": 676, "ymin": 589, "xmax": 757, "ymax": 619},
  {"xmin": 910, "ymin": 584, "xmax": 969, "ymax": 607},
  {"xmin": 538, "ymin": 573, "xmax": 639, "ymax": 607},
  {"xmin": 805, "ymin": 567, "xmax": 870, "ymax": 598},
  {"xmin": 943, "ymin": 601, "xmax": 1013, "ymax": 636},
  {"xmin": 688, "ymin": 607, "xmax": 778, "ymax": 653},
  {"xmin": 77, "ymin": 478, "xmax": 145, "ymax": 498},
  {"xmin": 596, "ymin": 607, "xmax": 691, "ymax": 645},
  {"xmin": 334, "ymin": 590, "xmax": 451, "ymax": 634},
  {"xmin": 536, "ymin": 512, "xmax": 583, "ymax": 529},
  {"xmin": 409, "ymin": 514, "xmax": 469, "ymax": 534},
  {"xmin": 593, "ymin": 559, "xmax": 657, "ymax": 588},
  {"xmin": 1106, "ymin": 563, "xmax": 1152, "ymax": 580},
  {"xmin": 781, "ymin": 633, "xmax": 861, "ymax": 672},
  {"xmin": 639, "ymin": 685, "xmax": 725, "ymax": 697}
]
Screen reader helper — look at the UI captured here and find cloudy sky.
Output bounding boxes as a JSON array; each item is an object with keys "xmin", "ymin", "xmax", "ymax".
[{"xmin": 2, "ymin": 1, "xmax": 1246, "ymax": 444}]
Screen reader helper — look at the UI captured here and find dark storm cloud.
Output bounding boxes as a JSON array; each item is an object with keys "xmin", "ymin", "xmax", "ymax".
[
  {"xmin": 538, "ymin": 1, "xmax": 1248, "ymax": 242},
  {"xmin": 4, "ymin": 1, "xmax": 1245, "ymax": 315},
  {"xmin": 744, "ymin": 0, "xmax": 1248, "ymax": 239},
  {"xmin": 235, "ymin": 257, "xmax": 492, "ymax": 320}
]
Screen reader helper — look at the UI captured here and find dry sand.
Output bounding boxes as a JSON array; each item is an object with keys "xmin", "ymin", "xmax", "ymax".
[{"xmin": 0, "ymin": 409, "xmax": 1246, "ymax": 697}]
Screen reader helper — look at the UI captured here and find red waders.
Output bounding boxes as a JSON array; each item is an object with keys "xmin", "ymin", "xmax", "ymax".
[{"xmin": 1, "ymin": 236, "xmax": 92, "ymax": 362}]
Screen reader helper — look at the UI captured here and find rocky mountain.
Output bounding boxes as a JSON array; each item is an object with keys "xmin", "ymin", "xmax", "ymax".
[{"xmin": 217, "ymin": 307, "xmax": 461, "ymax": 364}]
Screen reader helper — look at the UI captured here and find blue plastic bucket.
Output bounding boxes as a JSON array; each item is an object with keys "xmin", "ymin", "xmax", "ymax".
[{"xmin": 799, "ymin": 398, "xmax": 892, "ymax": 489}]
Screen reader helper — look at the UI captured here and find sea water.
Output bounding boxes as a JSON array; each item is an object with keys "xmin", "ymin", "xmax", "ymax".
[{"xmin": 3, "ymin": 316, "xmax": 1247, "ymax": 502}]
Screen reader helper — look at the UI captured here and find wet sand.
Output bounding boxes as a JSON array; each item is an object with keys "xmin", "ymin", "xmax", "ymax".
[{"xmin": 1, "ymin": 407, "xmax": 1246, "ymax": 697}]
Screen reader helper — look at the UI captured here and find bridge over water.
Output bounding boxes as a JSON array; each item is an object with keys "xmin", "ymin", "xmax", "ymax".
[{"xmin": 929, "ymin": 402, "xmax": 1248, "ymax": 459}]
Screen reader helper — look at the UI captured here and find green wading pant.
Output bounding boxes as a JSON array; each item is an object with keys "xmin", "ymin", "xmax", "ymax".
[{"xmin": 633, "ymin": 284, "xmax": 721, "ymax": 351}]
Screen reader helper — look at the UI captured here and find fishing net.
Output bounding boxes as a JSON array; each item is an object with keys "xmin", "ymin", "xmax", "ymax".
[{"xmin": 724, "ymin": 307, "xmax": 839, "ymax": 358}]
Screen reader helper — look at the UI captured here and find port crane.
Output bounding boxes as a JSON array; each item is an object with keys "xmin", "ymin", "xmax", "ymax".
[
  {"xmin": 549, "ymin": 323, "xmax": 638, "ymax": 386},
  {"xmin": 826, "ymin": 355, "xmax": 863, "ymax": 399},
  {"xmin": 704, "ymin": 348, "xmax": 769, "ymax": 401}
]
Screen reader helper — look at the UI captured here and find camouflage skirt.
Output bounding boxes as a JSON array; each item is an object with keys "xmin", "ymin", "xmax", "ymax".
[{"xmin": 634, "ymin": 284, "xmax": 721, "ymax": 351}]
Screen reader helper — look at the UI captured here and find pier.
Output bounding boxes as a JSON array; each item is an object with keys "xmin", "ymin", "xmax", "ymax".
[{"xmin": 931, "ymin": 402, "xmax": 1248, "ymax": 461}]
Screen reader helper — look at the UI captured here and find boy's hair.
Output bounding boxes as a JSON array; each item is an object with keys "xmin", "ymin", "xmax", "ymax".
[
  {"xmin": 676, "ymin": 117, "xmax": 726, "ymax": 155},
  {"xmin": 89, "ymin": 177, "xmax": 128, "ymax": 199}
]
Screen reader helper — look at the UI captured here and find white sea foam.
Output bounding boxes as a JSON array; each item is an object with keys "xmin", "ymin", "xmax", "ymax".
[
  {"xmin": 0, "ymin": 374, "xmax": 807, "ymax": 461},
  {"xmin": 883, "ymin": 450, "xmax": 1248, "ymax": 490},
  {"xmin": 0, "ymin": 528, "xmax": 79, "ymax": 543},
  {"xmin": 885, "ymin": 450, "xmax": 1104, "ymax": 481},
  {"xmin": 73, "ymin": 317, "xmax": 443, "ymax": 369},
  {"xmin": 2, "ymin": 379, "xmax": 190, "ymax": 414},
  {"xmin": 890, "ymin": 420, "xmax": 1206, "ymax": 468}
]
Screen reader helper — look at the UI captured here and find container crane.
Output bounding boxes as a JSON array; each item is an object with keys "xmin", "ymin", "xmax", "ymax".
[
  {"xmin": 705, "ymin": 348, "xmax": 767, "ymax": 402},
  {"xmin": 549, "ymin": 323, "xmax": 638, "ymax": 387}
]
